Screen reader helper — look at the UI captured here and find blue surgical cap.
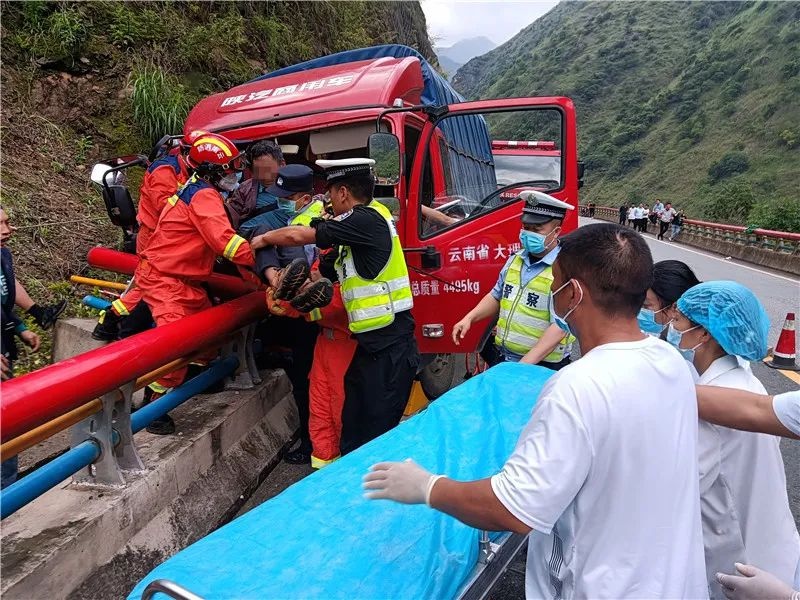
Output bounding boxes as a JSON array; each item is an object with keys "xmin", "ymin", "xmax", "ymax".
[{"xmin": 677, "ymin": 281, "xmax": 770, "ymax": 361}]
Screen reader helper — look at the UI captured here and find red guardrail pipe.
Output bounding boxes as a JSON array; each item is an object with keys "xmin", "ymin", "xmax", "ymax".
[
  {"xmin": 86, "ymin": 247, "xmax": 261, "ymax": 298},
  {"xmin": 0, "ymin": 292, "xmax": 267, "ymax": 443}
]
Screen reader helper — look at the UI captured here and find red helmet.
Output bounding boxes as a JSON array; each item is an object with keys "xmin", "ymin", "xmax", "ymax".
[
  {"xmin": 180, "ymin": 129, "xmax": 209, "ymax": 150},
  {"xmin": 186, "ymin": 133, "xmax": 244, "ymax": 176}
]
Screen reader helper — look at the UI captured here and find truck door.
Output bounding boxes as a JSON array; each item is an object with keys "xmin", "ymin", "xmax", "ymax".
[{"xmin": 404, "ymin": 97, "xmax": 578, "ymax": 355}]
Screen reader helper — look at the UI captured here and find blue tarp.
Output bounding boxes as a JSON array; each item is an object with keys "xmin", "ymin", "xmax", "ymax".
[
  {"xmin": 128, "ymin": 363, "xmax": 553, "ymax": 600},
  {"xmin": 248, "ymin": 44, "xmax": 496, "ymax": 200}
]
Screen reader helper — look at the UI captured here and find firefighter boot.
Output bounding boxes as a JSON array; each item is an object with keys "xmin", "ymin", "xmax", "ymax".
[
  {"xmin": 92, "ymin": 309, "xmax": 122, "ymax": 341},
  {"xmin": 273, "ymin": 258, "xmax": 311, "ymax": 301},
  {"xmin": 27, "ymin": 300, "xmax": 67, "ymax": 330}
]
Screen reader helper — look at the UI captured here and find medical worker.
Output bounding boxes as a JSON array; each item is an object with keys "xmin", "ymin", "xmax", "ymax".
[
  {"xmin": 252, "ymin": 158, "xmax": 419, "ymax": 455},
  {"xmin": 698, "ymin": 387, "xmax": 800, "ymax": 599},
  {"xmin": 364, "ymin": 223, "xmax": 708, "ymax": 599},
  {"xmin": 93, "ymin": 129, "xmax": 208, "ymax": 341},
  {"xmin": 136, "ymin": 133, "xmax": 256, "ymax": 435},
  {"xmin": 669, "ymin": 281, "xmax": 800, "ymax": 598},
  {"xmin": 452, "ymin": 190, "xmax": 575, "ymax": 369},
  {"xmin": 638, "ymin": 259, "xmax": 700, "ymax": 339}
]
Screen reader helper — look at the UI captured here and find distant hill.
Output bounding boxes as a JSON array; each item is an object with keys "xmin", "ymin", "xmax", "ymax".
[
  {"xmin": 436, "ymin": 35, "xmax": 496, "ymax": 77},
  {"xmin": 454, "ymin": 1, "xmax": 800, "ymax": 231}
]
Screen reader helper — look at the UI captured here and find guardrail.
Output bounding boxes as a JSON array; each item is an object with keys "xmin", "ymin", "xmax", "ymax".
[
  {"xmin": 1, "ymin": 274, "xmax": 268, "ymax": 518},
  {"xmin": 580, "ymin": 205, "xmax": 800, "ymax": 276}
]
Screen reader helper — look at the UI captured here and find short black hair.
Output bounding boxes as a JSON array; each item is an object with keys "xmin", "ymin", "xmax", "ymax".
[
  {"xmin": 651, "ymin": 260, "xmax": 700, "ymax": 308},
  {"xmin": 248, "ymin": 140, "xmax": 283, "ymax": 164},
  {"xmin": 332, "ymin": 174, "xmax": 374, "ymax": 203},
  {"xmin": 557, "ymin": 223, "xmax": 653, "ymax": 317}
]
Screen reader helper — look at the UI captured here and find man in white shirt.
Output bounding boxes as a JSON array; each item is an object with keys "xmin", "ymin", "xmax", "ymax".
[{"xmin": 364, "ymin": 223, "xmax": 708, "ymax": 599}]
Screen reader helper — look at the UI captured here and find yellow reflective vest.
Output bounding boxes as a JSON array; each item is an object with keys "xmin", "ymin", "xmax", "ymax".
[
  {"xmin": 335, "ymin": 201, "xmax": 413, "ymax": 334},
  {"xmin": 495, "ymin": 254, "xmax": 573, "ymax": 361},
  {"xmin": 289, "ymin": 199, "xmax": 324, "ymax": 226}
]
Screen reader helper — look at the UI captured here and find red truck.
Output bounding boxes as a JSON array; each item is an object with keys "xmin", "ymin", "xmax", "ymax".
[{"xmin": 95, "ymin": 45, "xmax": 581, "ymax": 396}]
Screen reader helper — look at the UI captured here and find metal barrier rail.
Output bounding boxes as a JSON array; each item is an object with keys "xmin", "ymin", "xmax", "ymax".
[
  {"xmin": 1, "ymin": 358, "xmax": 238, "ymax": 519},
  {"xmin": 1, "ymin": 291, "xmax": 266, "ymax": 442},
  {"xmin": 580, "ymin": 205, "xmax": 800, "ymax": 251}
]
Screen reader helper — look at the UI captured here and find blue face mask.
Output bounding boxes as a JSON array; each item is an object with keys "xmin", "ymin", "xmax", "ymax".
[
  {"xmin": 638, "ymin": 307, "xmax": 668, "ymax": 337},
  {"xmin": 277, "ymin": 197, "xmax": 297, "ymax": 215},
  {"xmin": 666, "ymin": 322, "xmax": 702, "ymax": 362},
  {"xmin": 551, "ymin": 278, "xmax": 582, "ymax": 335},
  {"xmin": 519, "ymin": 228, "xmax": 556, "ymax": 255}
]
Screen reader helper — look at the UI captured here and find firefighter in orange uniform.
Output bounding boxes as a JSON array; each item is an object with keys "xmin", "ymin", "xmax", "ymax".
[
  {"xmin": 93, "ymin": 130, "xmax": 208, "ymax": 341},
  {"xmin": 267, "ymin": 249, "xmax": 356, "ymax": 469},
  {"xmin": 136, "ymin": 132, "xmax": 255, "ymax": 434}
]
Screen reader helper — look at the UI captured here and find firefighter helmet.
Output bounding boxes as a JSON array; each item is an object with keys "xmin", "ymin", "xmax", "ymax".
[
  {"xmin": 186, "ymin": 133, "xmax": 245, "ymax": 176},
  {"xmin": 180, "ymin": 129, "xmax": 209, "ymax": 151}
]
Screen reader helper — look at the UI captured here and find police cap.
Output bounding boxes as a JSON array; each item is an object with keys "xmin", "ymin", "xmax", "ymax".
[
  {"xmin": 519, "ymin": 190, "xmax": 574, "ymax": 225},
  {"xmin": 267, "ymin": 164, "xmax": 314, "ymax": 198},
  {"xmin": 316, "ymin": 158, "xmax": 375, "ymax": 186}
]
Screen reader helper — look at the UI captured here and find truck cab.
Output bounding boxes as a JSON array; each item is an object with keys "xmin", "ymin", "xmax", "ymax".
[{"xmin": 99, "ymin": 45, "xmax": 580, "ymax": 395}]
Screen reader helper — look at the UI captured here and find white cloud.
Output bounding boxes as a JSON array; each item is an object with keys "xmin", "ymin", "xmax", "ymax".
[{"xmin": 423, "ymin": 0, "xmax": 559, "ymax": 47}]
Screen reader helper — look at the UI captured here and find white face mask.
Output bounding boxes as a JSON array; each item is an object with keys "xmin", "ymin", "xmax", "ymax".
[{"xmin": 218, "ymin": 173, "xmax": 240, "ymax": 192}]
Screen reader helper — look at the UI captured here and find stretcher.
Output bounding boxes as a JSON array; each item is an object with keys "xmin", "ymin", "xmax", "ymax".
[{"xmin": 129, "ymin": 362, "xmax": 554, "ymax": 600}]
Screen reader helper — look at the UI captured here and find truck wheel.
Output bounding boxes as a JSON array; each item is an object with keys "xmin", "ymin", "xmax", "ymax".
[{"xmin": 419, "ymin": 353, "xmax": 457, "ymax": 400}]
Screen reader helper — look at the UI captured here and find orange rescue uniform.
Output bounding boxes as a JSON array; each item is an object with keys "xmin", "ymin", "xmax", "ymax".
[
  {"xmin": 110, "ymin": 154, "xmax": 189, "ymax": 318},
  {"xmin": 137, "ymin": 177, "xmax": 254, "ymax": 392},
  {"xmin": 307, "ymin": 284, "xmax": 357, "ymax": 468}
]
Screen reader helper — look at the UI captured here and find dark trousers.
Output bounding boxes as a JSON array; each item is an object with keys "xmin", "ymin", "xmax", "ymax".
[
  {"xmin": 619, "ymin": 213, "xmax": 626, "ymax": 225},
  {"xmin": 1, "ymin": 358, "xmax": 15, "ymax": 488},
  {"xmin": 340, "ymin": 338, "xmax": 420, "ymax": 455},
  {"xmin": 658, "ymin": 221, "xmax": 670, "ymax": 240}
]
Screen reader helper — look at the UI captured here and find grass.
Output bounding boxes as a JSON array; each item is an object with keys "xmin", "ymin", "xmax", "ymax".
[{"xmin": 131, "ymin": 64, "xmax": 195, "ymax": 144}]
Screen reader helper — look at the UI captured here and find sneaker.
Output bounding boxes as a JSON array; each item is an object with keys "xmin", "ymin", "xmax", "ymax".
[
  {"xmin": 30, "ymin": 300, "xmax": 68, "ymax": 330},
  {"xmin": 91, "ymin": 310, "xmax": 121, "ymax": 341},
  {"xmin": 273, "ymin": 258, "xmax": 310, "ymax": 301},
  {"xmin": 290, "ymin": 278, "xmax": 334, "ymax": 313}
]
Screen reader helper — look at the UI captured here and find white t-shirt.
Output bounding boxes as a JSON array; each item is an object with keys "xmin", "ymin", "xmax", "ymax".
[
  {"xmin": 773, "ymin": 390, "xmax": 800, "ymax": 436},
  {"xmin": 697, "ymin": 356, "xmax": 800, "ymax": 599},
  {"xmin": 491, "ymin": 336, "xmax": 708, "ymax": 599}
]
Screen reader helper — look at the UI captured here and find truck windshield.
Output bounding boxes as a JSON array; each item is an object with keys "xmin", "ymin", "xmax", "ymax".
[{"xmin": 493, "ymin": 154, "xmax": 561, "ymax": 187}]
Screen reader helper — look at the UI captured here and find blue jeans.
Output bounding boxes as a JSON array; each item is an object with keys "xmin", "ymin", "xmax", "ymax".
[
  {"xmin": 671, "ymin": 224, "xmax": 682, "ymax": 239},
  {"xmin": 1, "ymin": 456, "xmax": 18, "ymax": 489}
]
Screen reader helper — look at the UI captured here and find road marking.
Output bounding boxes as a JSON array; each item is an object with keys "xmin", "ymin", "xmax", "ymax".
[
  {"xmin": 763, "ymin": 357, "xmax": 800, "ymax": 385},
  {"xmin": 579, "ymin": 218, "xmax": 799, "ymax": 284},
  {"xmin": 644, "ymin": 236, "xmax": 799, "ymax": 283}
]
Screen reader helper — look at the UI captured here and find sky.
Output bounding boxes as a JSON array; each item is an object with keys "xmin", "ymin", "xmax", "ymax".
[{"xmin": 422, "ymin": 0, "xmax": 560, "ymax": 48}]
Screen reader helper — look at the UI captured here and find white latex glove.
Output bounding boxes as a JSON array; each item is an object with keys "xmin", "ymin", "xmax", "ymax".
[
  {"xmin": 717, "ymin": 563, "xmax": 800, "ymax": 600},
  {"xmin": 363, "ymin": 459, "xmax": 444, "ymax": 505}
]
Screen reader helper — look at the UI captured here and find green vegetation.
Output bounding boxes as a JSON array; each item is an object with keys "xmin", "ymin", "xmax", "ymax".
[
  {"xmin": 455, "ymin": 1, "xmax": 800, "ymax": 231},
  {"xmin": 1, "ymin": 0, "xmax": 435, "ymax": 374}
]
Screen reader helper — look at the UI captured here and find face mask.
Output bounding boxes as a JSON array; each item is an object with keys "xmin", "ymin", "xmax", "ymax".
[
  {"xmin": 552, "ymin": 278, "xmax": 583, "ymax": 335},
  {"xmin": 218, "ymin": 173, "xmax": 240, "ymax": 192},
  {"xmin": 666, "ymin": 323, "xmax": 703, "ymax": 362},
  {"xmin": 277, "ymin": 197, "xmax": 297, "ymax": 214},
  {"xmin": 519, "ymin": 228, "xmax": 557, "ymax": 255},
  {"xmin": 638, "ymin": 307, "xmax": 668, "ymax": 336}
]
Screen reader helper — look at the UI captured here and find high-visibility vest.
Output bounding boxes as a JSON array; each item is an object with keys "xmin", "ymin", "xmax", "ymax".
[
  {"xmin": 495, "ymin": 254, "xmax": 573, "ymax": 361},
  {"xmin": 289, "ymin": 199, "xmax": 324, "ymax": 226},
  {"xmin": 335, "ymin": 201, "xmax": 413, "ymax": 334}
]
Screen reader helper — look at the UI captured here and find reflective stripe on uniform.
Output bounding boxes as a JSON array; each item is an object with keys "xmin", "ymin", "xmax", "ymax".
[
  {"xmin": 148, "ymin": 382, "xmax": 171, "ymax": 394},
  {"xmin": 111, "ymin": 299, "xmax": 130, "ymax": 317},
  {"xmin": 307, "ymin": 307, "xmax": 322, "ymax": 322},
  {"xmin": 223, "ymin": 234, "xmax": 247, "ymax": 260},
  {"xmin": 497, "ymin": 310, "xmax": 551, "ymax": 333},
  {"xmin": 311, "ymin": 454, "xmax": 340, "ymax": 469},
  {"xmin": 341, "ymin": 276, "xmax": 410, "ymax": 301}
]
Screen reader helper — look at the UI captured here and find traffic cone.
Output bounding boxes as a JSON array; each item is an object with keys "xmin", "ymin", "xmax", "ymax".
[{"xmin": 767, "ymin": 312, "xmax": 799, "ymax": 371}]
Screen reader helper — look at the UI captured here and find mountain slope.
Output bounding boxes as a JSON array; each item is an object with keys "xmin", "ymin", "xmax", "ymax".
[
  {"xmin": 455, "ymin": 1, "xmax": 800, "ymax": 231},
  {"xmin": 436, "ymin": 35, "xmax": 496, "ymax": 77}
]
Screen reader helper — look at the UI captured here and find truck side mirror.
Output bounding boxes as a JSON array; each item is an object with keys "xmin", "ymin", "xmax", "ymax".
[
  {"xmin": 102, "ymin": 185, "xmax": 137, "ymax": 229},
  {"xmin": 90, "ymin": 163, "xmax": 114, "ymax": 187},
  {"xmin": 369, "ymin": 133, "xmax": 401, "ymax": 185}
]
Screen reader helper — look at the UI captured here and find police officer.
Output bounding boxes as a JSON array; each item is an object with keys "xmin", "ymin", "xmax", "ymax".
[
  {"xmin": 251, "ymin": 158, "xmax": 420, "ymax": 455},
  {"xmin": 452, "ymin": 190, "xmax": 574, "ymax": 370}
]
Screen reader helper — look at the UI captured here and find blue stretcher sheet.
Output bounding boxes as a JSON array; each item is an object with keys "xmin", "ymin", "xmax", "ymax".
[{"xmin": 128, "ymin": 363, "xmax": 553, "ymax": 600}]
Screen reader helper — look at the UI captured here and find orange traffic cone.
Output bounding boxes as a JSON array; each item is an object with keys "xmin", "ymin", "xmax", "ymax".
[{"xmin": 767, "ymin": 312, "xmax": 799, "ymax": 371}]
